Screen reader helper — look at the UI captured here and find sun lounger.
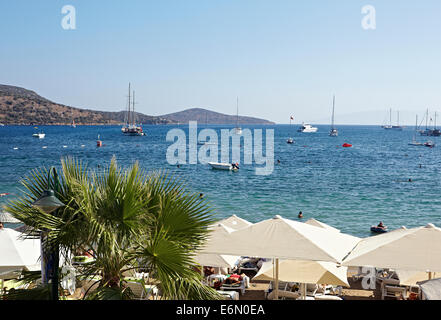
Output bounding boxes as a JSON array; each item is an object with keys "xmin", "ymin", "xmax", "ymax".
[
  {"xmin": 126, "ymin": 281, "xmax": 159, "ymax": 300},
  {"xmin": 217, "ymin": 290, "xmax": 239, "ymax": 300},
  {"xmin": 381, "ymin": 281, "xmax": 407, "ymax": 300},
  {"xmin": 267, "ymin": 289, "xmax": 300, "ymax": 300},
  {"xmin": 311, "ymin": 295, "xmax": 343, "ymax": 301},
  {"xmin": 220, "ymin": 280, "xmax": 246, "ymax": 295}
]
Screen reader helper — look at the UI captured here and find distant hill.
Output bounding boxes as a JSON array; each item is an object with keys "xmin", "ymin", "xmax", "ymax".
[
  {"xmin": 0, "ymin": 85, "xmax": 174, "ymax": 125},
  {"xmin": 159, "ymin": 108, "xmax": 274, "ymax": 125},
  {"xmin": 0, "ymin": 85, "xmax": 274, "ymax": 126}
]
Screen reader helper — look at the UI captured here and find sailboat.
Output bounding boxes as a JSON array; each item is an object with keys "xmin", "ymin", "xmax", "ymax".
[
  {"xmin": 198, "ymin": 111, "xmax": 216, "ymax": 145},
  {"xmin": 392, "ymin": 110, "xmax": 403, "ymax": 130},
  {"xmin": 420, "ymin": 110, "xmax": 441, "ymax": 137},
  {"xmin": 70, "ymin": 109, "xmax": 76, "ymax": 128},
  {"xmin": 234, "ymin": 97, "xmax": 242, "ymax": 135},
  {"xmin": 329, "ymin": 95, "xmax": 338, "ymax": 137},
  {"xmin": 122, "ymin": 84, "xmax": 145, "ymax": 136},
  {"xmin": 287, "ymin": 116, "xmax": 294, "ymax": 144},
  {"xmin": 409, "ymin": 115, "xmax": 423, "ymax": 146},
  {"xmin": 382, "ymin": 109, "xmax": 393, "ymax": 129}
]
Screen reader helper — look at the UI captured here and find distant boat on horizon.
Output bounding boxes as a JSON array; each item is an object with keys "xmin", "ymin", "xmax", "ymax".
[
  {"xmin": 329, "ymin": 95, "xmax": 338, "ymax": 137},
  {"xmin": 382, "ymin": 108, "xmax": 403, "ymax": 130},
  {"xmin": 234, "ymin": 97, "xmax": 242, "ymax": 135},
  {"xmin": 409, "ymin": 115, "xmax": 423, "ymax": 146},
  {"xmin": 419, "ymin": 109, "xmax": 440, "ymax": 137},
  {"xmin": 121, "ymin": 83, "xmax": 145, "ymax": 136},
  {"xmin": 297, "ymin": 123, "xmax": 318, "ymax": 133},
  {"xmin": 287, "ymin": 115, "xmax": 294, "ymax": 144}
]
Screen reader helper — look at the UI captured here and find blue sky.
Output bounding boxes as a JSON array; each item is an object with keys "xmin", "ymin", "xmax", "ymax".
[{"xmin": 0, "ymin": 0, "xmax": 440, "ymax": 124}]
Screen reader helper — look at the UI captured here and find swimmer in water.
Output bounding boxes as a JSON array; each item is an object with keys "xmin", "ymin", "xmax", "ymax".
[
  {"xmin": 199, "ymin": 193, "xmax": 204, "ymax": 199},
  {"xmin": 298, "ymin": 211, "xmax": 303, "ymax": 219}
]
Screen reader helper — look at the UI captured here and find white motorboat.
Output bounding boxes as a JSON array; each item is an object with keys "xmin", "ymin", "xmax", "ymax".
[
  {"xmin": 32, "ymin": 133, "xmax": 45, "ymax": 139},
  {"xmin": 208, "ymin": 162, "xmax": 239, "ymax": 171},
  {"xmin": 198, "ymin": 141, "xmax": 217, "ymax": 146},
  {"xmin": 297, "ymin": 123, "xmax": 318, "ymax": 133}
]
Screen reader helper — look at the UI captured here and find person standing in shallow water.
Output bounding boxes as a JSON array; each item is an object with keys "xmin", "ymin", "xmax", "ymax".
[{"xmin": 298, "ymin": 211, "xmax": 303, "ymax": 219}]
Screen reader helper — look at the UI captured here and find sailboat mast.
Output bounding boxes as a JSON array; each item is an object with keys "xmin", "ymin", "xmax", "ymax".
[
  {"xmin": 132, "ymin": 91, "xmax": 136, "ymax": 126},
  {"xmin": 390, "ymin": 108, "xmax": 392, "ymax": 127},
  {"xmin": 127, "ymin": 83, "xmax": 131, "ymax": 127},
  {"xmin": 236, "ymin": 97, "xmax": 239, "ymax": 128},
  {"xmin": 397, "ymin": 111, "xmax": 399, "ymax": 126},
  {"xmin": 331, "ymin": 95, "xmax": 335, "ymax": 129},
  {"xmin": 426, "ymin": 108, "xmax": 429, "ymax": 129}
]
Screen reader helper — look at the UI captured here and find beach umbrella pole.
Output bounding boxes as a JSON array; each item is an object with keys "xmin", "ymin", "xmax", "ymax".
[{"xmin": 275, "ymin": 258, "xmax": 279, "ymax": 300}]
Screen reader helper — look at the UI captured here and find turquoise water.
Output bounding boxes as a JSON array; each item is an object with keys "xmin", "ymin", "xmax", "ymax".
[{"xmin": 1, "ymin": 124, "xmax": 440, "ymax": 237}]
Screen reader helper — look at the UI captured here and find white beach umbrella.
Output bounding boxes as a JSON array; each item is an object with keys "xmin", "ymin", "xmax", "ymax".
[
  {"xmin": 418, "ymin": 278, "xmax": 441, "ymax": 300},
  {"xmin": 201, "ymin": 215, "xmax": 360, "ymax": 262},
  {"xmin": 216, "ymin": 214, "xmax": 253, "ymax": 231},
  {"xmin": 304, "ymin": 218, "xmax": 340, "ymax": 233},
  {"xmin": 0, "ymin": 211, "xmax": 21, "ymax": 224},
  {"xmin": 394, "ymin": 270, "xmax": 436, "ymax": 286},
  {"xmin": 194, "ymin": 223, "xmax": 240, "ymax": 269},
  {"xmin": 254, "ymin": 259, "xmax": 349, "ymax": 287},
  {"xmin": 342, "ymin": 223, "xmax": 441, "ymax": 273},
  {"xmin": 201, "ymin": 215, "xmax": 360, "ymax": 299},
  {"xmin": 0, "ymin": 228, "xmax": 41, "ymax": 276}
]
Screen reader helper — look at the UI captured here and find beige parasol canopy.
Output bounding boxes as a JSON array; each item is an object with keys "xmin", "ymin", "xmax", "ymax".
[
  {"xmin": 216, "ymin": 214, "xmax": 253, "ymax": 231},
  {"xmin": 0, "ymin": 228, "xmax": 41, "ymax": 277},
  {"xmin": 342, "ymin": 223, "xmax": 441, "ymax": 272},
  {"xmin": 194, "ymin": 223, "xmax": 240, "ymax": 268},
  {"xmin": 394, "ymin": 270, "xmax": 436, "ymax": 286},
  {"xmin": 254, "ymin": 259, "xmax": 349, "ymax": 287},
  {"xmin": 304, "ymin": 218, "xmax": 340, "ymax": 233},
  {"xmin": 0, "ymin": 211, "xmax": 21, "ymax": 224},
  {"xmin": 201, "ymin": 215, "xmax": 360, "ymax": 263},
  {"xmin": 201, "ymin": 215, "xmax": 360, "ymax": 300}
]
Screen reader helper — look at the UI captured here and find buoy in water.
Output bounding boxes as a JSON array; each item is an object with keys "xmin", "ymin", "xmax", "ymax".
[
  {"xmin": 342, "ymin": 143, "xmax": 352, "ymax": 148},
  {"xmin": 97, "ymin": 135, "xmax": 103, "ymax": 147}
]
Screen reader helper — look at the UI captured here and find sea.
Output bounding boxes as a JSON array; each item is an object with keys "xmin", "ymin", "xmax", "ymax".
[{"xmin": 1, "ymin": 124, "xmax": 441, "ymax": 238}]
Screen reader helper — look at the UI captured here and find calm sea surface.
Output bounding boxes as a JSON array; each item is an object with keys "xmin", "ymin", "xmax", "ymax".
[{"xmin": 1, "ymin": 124, "xmax": 441, "ymax": 237}]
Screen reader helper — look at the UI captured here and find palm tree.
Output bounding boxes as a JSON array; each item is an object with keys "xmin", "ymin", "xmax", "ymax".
[{"xmin": 4, "ymin": 156, "xmax": 221, "ymax": 300}]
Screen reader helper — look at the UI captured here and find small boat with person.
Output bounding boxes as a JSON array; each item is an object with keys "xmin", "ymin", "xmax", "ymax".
[
  {"xmin": 371, "ymin": 221, "xmax": 388, "ymax": 234},
  {"xmin": 208, "ymin": 162, "xmax": 239, "ymax": 171},
  {"xmin": 424, "ymin": 141, "xmax": 435, "ymax": 148}
]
